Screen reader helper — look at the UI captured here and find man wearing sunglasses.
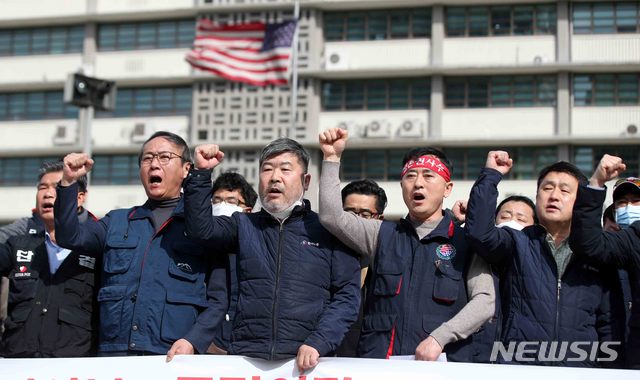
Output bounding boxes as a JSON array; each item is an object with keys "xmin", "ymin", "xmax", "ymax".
[
  {"xmin": 570, "ymin": 154, "xmax": 640, "ymax": 368},
  {"xmin": 53, "ymin": 131, "xmax": 228, "ymax": 358}
]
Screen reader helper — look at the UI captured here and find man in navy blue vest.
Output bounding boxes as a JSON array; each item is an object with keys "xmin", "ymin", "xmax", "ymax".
[{"xmin": 318, "ymin": 128, "xmax": 495, "ymax": 362}]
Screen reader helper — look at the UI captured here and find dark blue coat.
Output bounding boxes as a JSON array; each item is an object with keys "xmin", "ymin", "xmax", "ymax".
[
  {"xmin": 54, "ymin": 182, "xmax": 228, "ymax": 355},
  {"xmin": 570, "ymin": 184, "xmax": 640, "ymax": 369},
  {"xmin": 465, "ymin": 168, "xmax": 625, "ymax": 367},
  {"xmin": 184, "ymin": 169, "xmax": 361, "ymax": 360}
]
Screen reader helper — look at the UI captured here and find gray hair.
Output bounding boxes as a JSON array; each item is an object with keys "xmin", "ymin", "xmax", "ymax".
[
  {"xmin": 38, "ymin": 160, "xmax": 88, "ymax": 193},
  {"xmin": 259, "ymin": 138, "xmax": 309, "ymax": 173}
]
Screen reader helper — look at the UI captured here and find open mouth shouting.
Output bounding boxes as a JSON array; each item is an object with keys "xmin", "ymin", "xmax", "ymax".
[
  {"xmin": 149, "ymin": 174, "xmax": 163, "ymax": 188},
  {"xmin": 40, "ymin": 201, "xmax": 55, "ymax": 214}
]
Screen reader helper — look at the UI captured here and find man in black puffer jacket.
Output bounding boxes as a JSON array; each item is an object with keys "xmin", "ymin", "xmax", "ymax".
[{"xmin": 184, "ymin": 138, "xmax": 360, "ymax": 371}]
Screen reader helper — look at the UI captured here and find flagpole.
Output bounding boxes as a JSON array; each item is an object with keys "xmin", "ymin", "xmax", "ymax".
[{"xmin": 289, "ymin": 0, "xmax": 300, "ymax": 133}]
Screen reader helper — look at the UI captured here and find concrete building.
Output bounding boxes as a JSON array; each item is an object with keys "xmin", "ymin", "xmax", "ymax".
[{"xmin": 0, "ymin": 0, "xmax": 638, "ymax": 221}]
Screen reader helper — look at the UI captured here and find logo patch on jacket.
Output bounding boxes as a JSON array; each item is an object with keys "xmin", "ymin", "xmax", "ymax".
[
  {"xmin": 16, "ymin": 250, "xmax": 34, "ymax": 262},
  {"xmin": 78, "ymin": 255, "xmax": 96, "ymax": 270},
  {"xmin": 177, "ymin": 262, "xmax": 193, "ymax": 273},
  {"xmin": 15, "ymin": 266, "xmax": 31, "ymax": 277},
  {"xmin": 301, "ymin": 240, "xmax": 320, "ymax": 247},
  {"xmin": 436, "ymin": 244, "xmax": 456, "ymax": 260}
]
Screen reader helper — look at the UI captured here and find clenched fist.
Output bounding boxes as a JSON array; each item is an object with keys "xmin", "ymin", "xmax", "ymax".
[
  {"xmin": 61, "ymin": 153, "xmax": 94, "ymax": 186},
  {"xmin": 590, "ymin": 154, "xmax": 626, "ymax": 188},
  {"xmin": 194, "ymin": 144, "xmax": 225, "ymax": 170},
  {"xmin": 319, "ymin": 128, "xmax": 348, "ymax": 162},
  {"xmin": 485, "ymin": 150, "xmax": 513, "ymax": 176}
]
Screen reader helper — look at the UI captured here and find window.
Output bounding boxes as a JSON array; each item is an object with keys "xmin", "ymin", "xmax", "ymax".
[
  {"xmin": 446, "ymin": 4, "xmax": 556, "ymax": 36},
  {"xmin": 573, "ymin": 2, "xmax": 640, "ymax": 34},
  {"xmin": 322, "ymin": 79, "xmax": 430, "ymax": 111},
  {"xmin": 0, "ymin": 25, "xmax": 83, "ymax": 56},
  {"xmin": 340, "ymin": 149, "xmax": 405, "ymax": 181},
  {"xmin": 324, "ymin": 8, "xmax": 431, "ymax": 41},
  {"xmin": 445, "ymin": 76, "xmax": 557, "ymax": 108},
  {"xmin": 444, "ymin": 146, "xmax": 558, "ymax": 180},
  {"xmin": 0, "ymin": 156, "xmax": 60, "ymax": 186},
  {"xmin": 91, "ymin": 154, "xmax": 139, "ymax": 185},
  {"xmin": 573, "ymin": 145, "xmax": 639, "ymax": 176},
  {"xmin": 0, "ymin": 91, "xmax": 76, "ymax": 121},
  {"xmin": 96, "ymin": 87, "xmax": 192, "ymax": 117},
  {"xmin": 573, "ymin": 74, "xmax": 640, "ymax": 106},
  {"xmin": 98, "ymin": 20, "xmax": 194, "ymax": 51}
]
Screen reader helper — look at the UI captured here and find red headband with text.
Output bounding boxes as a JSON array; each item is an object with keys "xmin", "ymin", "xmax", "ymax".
[{"xmin": 401, "ymin": 155, "xmax": 451, "ymax": 182}]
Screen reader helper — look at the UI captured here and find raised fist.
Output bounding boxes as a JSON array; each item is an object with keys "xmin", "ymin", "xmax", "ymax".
[
  {"xmin": 485, "ymin": 150, "xmax": 513, "ymax": 176},
  {"xmin": 61, "ymin": 153, "xmax": 93, "ymax": 186},
  {"xmin": 319, "ymin": 128, "xmax": 348, "ymax": 162},
  {"xmin": 194, "ymin": 144, "xmax": 225, "ymax": 170},
  {"xmin": 590, "ymin": 154, "xmax": 626, "ymax": 188}
]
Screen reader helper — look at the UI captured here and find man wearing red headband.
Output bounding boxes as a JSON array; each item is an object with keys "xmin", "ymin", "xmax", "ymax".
[{"xmin": 318, "ymin": 128, "xmax": 494, "ymax": 362}]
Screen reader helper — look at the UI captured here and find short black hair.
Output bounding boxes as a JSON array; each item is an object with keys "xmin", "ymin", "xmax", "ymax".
[
  {"xmin": 401, "ymin": 147, "xmax": 453, "ymax": 177},
  {"xmin": 603, "ymin": 203, "xmax": 616, "ymax": 225},
  {"xmin": 536, "ymin": 161, "xmax": 587, "ymax": 189},
  {"xmin": 138, "ymin": 131, "xmax": 192, "ymax": 166},
  {"xmin": 341, "ymin": 179, "xmax": 388, "ymax": 214},
  {"xmin": 496, "ymin": 195, "xmax": 538, "ymax": 224},
  {"xmin": 212, "ymin": 172, "xmax": 258, "ymax": 208},
  {"xmin": 38, "ymin": 160, "xmax": 88, "ymax": 193}
]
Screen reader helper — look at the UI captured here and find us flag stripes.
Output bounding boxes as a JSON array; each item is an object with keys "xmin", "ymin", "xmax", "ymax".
[{"xmin": 185, "ymin": 19, "xmax": 297, "ymax": 87}]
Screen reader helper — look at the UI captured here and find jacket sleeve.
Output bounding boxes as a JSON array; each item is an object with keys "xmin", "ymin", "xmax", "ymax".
[
  {"xmin": 183, "ymin": 252, "xmax": 230, "ymax": 354},
  {"xmin": 318, "ymin": 160, "xmax": 382, "ymax": 258},
  {"xmin": 569, "ymin": 184, "xmax": 637, "ymax": 267},
  {"xmin": 303, "ymin": 242, "xmax": 361, "ymax": 356},
  {"xmin": 595, "ymin": 268, "xmax": 627, "ymax": 367},
  {"xmin": 183, "ymin": 169, "xmax": 239, "ymax": 252},
  {"xmin": 430, "ymin": 253, "xmax": 495, "ymax": 348},
  {"xmin": 464, "ymin": 168, "xmax": 516, "ymax": 266},
  {"xmin": 0, "ymin": 217, "xmax": 28, "ymax": 244},
  {"xmin": 54, "ymin": 182, "xmax": 108, "ymax": 255},
  {"xmin": 0, "ymin": 239, "xmax": 14, "ymax": 277}
]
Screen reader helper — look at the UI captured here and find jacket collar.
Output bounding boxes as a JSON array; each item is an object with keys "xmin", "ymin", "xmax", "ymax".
[
  {"xmin": 400, "ymin": 210, "xmax": 455, "ymax": 240},
  {"xmin": 258, "ymin": 198, "xmax": 311, "ymax": 222}
]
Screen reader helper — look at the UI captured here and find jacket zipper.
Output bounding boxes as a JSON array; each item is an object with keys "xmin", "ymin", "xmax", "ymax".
[{"xmin": 269, "ymin": 220, "xmax": 285, "ymax": 360}]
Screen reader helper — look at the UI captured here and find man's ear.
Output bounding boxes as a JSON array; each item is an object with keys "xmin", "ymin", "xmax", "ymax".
[
  {"xmin": 303, "ymin": 173, "xmax": 311, "ymax": 191},
  {"xmin": 77, "ymin": 191, "xmax": 87, "ymax": 207},
  {"xmin": 182, "ymin": 161, "xmax": 192, "ymax": 179}
]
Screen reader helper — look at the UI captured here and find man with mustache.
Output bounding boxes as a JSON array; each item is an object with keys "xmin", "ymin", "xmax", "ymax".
[
  {"xmin": 318, "ymin": 128, "xmax": 494, "ymax": 362},
  {"xmin": 465, "ymin": 151, "xmax": 625, "ymax": 367},
  {"xmin": 53, "ymin": 131, "xmax": 228, "ymax": 358},
  {"xmin": 183, "ymin": 137, "xmax": 360, "ymax": 371}
]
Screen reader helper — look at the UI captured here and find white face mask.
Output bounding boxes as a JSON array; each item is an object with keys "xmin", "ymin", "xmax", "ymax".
[
  {"xmin": 212, "ymin": 202, "xmax": 244, "ymax": 217},
  {"xmin": 496, "ymin": 220, "xmax": 526, "ymax": 231}
]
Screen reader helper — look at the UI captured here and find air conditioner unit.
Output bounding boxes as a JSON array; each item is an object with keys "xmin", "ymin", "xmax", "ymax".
[
  {"xmin": 363, "ymin": 120, "xmax": 391, "ymax": 139},
  {"xmin": 324, "ymin": 45, "xmax": 348, "ymax": 70},
  {"xmin": 533, "ymin": 55, "xmax": 549, "ymax": 64},
  {"xmin": 397, "ymin": 119, "xmax": 425, "ymax": 138},
  {"xmin": 336, "ymin": 120, "xmax": 362, "ymax": 138},
  {"xmin": 131, "ymin": 122, "xmax": 151, "ymax": 143},
  {"xmin": 52, "ymin": 124, "xmax": 77, "ymax": 145}
]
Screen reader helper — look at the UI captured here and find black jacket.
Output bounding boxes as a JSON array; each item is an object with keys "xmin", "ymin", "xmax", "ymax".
[
  {"xmin": 0, "ymin": 228, "xmax": 99, "ymax": 357},
  {"xmin": 466, "ymin": 169, "xmax": 626, "ymax": 367},
  {"xmin": 570, "ymin": 184, "xmax": 640, "ymax": 368},
  {"xmin": 184, "ymin": 169, "xmax": 361, "ymax": 360}
]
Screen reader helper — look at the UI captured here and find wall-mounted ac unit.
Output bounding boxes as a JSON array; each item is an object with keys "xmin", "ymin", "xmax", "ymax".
[
  {"xmin": 533, "ymin": 55, "xmax": 549, "ymax": 64},
  {"xmin": 363, "ymin": 120, "xmax": 391, "ymax": 138},
  {"xmin": 324, "ymin": 45, "xmax": 349, "ymax": 70},
  {"xmin": 397, "ymin": 119, "xmax": 425, "ymax": 138},
  {"xmin": 52, "ymin": 124, "xmax": 77, "ymax": 145},
  {"xmin": 336, "ymin": 120, "xmax": 362, "ymax": 138},
  {"xmin": 131, "ymin": 122, "xmax": 152, "ymax": 143}
]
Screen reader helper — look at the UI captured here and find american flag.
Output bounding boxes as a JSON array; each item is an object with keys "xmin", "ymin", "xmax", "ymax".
[{"xmin": 186, "ymin": 19, "xmax": 298, "ymax": 87}]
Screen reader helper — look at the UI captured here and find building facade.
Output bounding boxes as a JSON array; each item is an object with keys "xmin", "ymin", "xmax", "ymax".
[{"xmin": 0, "ymin": 0, "xmax": 638, "ymax": 221}]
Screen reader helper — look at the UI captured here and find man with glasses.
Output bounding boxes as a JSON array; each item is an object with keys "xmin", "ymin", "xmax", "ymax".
[
  {"xmin": 53, "ymin": 131, "xmax": 229, "ymax": 358},
  {"xmin": 570, "ymin": 154, "xmax": 640, "ymax": 368}
]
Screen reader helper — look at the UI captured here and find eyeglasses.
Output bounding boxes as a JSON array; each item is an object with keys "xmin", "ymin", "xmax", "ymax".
[
  {"xmin": 344, "ymin": 207, "xmax": 379, "ymax": 219},
  {"xmin": 140, "ymin": 151, "xmax": 184, "ymax": 166},
  {"xmin": 212, "ymin": 196, "xmax": 246, "ymax": 207}
]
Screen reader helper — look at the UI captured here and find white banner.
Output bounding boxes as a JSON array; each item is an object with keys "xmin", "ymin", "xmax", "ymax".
[{"xmin": 0, "ymin": 355, "xmax": 637, "ymax": 380}]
